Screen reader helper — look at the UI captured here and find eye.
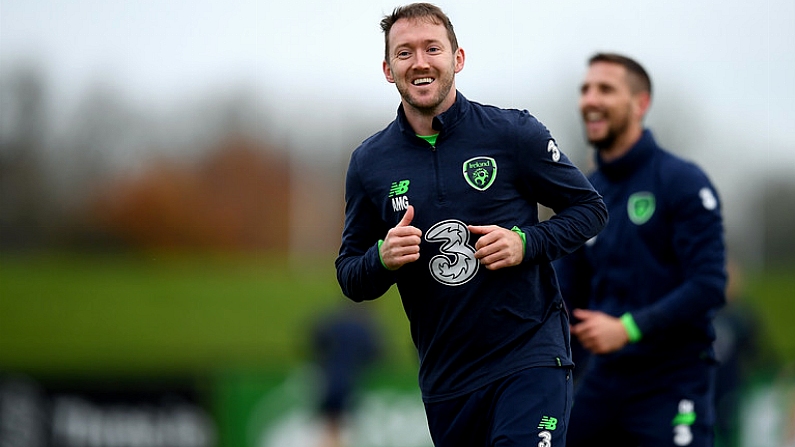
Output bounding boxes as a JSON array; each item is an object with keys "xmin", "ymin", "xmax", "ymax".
[
  {"xmin": 599, "ymin": 84, "xmax": 615, "ymax": 94},
  {"xmin": 427, "ymin": 46, "xmax": 442, "ymax": 54},
  {"xmin": 396, "ymin": 50, "xmax": 411, "ymax": 59}
]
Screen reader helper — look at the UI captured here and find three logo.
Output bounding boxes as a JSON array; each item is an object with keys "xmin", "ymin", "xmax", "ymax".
[
  {"xmin": 387, "ymin": 145, "xmax": 559, "ymax": 286},
  {"xmin": 671, "ymin": 399, "xmax": 696, "ymax": 446}
]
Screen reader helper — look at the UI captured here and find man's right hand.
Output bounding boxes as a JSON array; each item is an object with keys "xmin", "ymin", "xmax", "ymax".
[
  {"xmin": 570, "ymin": 308, "xmax": 630, "ymax": 354},
  {"xmin": 380, "ymin": 205, "xmax": 422, "ymax": 270}
]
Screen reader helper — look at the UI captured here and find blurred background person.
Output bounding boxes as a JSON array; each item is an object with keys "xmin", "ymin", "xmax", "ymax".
[
  {"xmin": 712, "ymin": 258, "xmax": 765, "ymax": 447},
  {"xmin": 556, "ymin": 52, "xmax": 726, "ymax": 447},
  {"xmin": 311, "ymin": 301, "xmax": 382, "ymax": 447}
]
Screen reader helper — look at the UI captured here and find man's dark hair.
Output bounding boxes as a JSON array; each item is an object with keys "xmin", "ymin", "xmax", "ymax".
[
  {"xmin": 589, "ymin": 52, "xmax": 652, "ymax": 96},
  {"xmin": 380, "ymin": 3, "xmax": 458, "ymax": 62}
]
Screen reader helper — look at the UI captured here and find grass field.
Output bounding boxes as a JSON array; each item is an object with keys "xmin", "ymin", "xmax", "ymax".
[
  {"xmin": 0, "ymin": 251, "xmax": 416, "ymax": 377},
  {"xmin": 744, "ymin": 267, "xmax": 795, "ymax": 367},
  {"xmin": 1, "ymin": 251, "xmax": 793, "ymax": 378}
]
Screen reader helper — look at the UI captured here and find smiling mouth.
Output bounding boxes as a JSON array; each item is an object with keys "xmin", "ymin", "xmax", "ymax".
[
  {"xmin": 412, "ymin": 77, "xmax": 434, "ymax": 86},
  {"xmin": 584, "ymin": 111, "xmax": 605, "ymax": 122}
]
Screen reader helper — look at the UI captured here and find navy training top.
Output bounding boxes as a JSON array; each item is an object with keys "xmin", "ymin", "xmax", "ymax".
[
  {"xmin": 336, "ymin": 92, "xmax": 607, "ymax": 402},
  {"xmin": 555, "ymin": 129, "xmax": 726, "ymax": 374}
]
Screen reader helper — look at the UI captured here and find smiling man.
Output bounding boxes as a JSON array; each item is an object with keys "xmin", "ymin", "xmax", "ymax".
[
  {"xmin": 335, "ymin": 3, "xmax": 608, "ymax": 446},
  {"xmin": 555, "ymin": 53, "xmax": 727, "ymax": 447}
]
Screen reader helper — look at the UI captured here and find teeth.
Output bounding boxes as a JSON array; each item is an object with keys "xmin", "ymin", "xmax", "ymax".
[
  {"xmin": 412, "ymin": 77, "xmax": 433, "ymax": 85},
  {"xmin": 585, "ymin": 111, "xmax": 604, "ymax": 122}
]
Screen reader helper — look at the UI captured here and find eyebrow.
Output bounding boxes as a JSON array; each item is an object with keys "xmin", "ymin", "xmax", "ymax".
[{"xmin": 392, "ymin": 38, "xmax": 445, "ymax": 52}]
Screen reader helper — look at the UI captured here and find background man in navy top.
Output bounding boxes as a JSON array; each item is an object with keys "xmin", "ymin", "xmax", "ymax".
[
  {"xmin": 311, "ymin": 302, "xmax": 381, "ymax": 447},
  {"xmin": 556, "ymin": 53, "xmax": 726, "ymax": 447},
  {"xmin": 336, "ymin": 3, "xmax": 607, "ymax": 446}
]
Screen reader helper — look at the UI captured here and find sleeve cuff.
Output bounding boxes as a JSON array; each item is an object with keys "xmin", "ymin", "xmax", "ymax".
[
  {"xmin": 510, "ymin": 226, "xmax": 527, "ymax": 257},
  {"xmin": 620, "ymin": 312, "xmax": 642, "ymax": 343},
  {"xmin": 377, "ymin": 239, "xmax": 389, "ymax": 270}
]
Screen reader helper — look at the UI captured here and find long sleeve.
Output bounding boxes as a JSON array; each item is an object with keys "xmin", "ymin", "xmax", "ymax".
[
  {"xmin": 335, "ymin": 152, "xmax": 397, "ymax": 302},
  {"xmin": 511, "ymin": 121, "xmax": 608, "ymax": 263},
  {"xmin": 630, "ymin": 165, "xmax": 726, "ymax": 338}
]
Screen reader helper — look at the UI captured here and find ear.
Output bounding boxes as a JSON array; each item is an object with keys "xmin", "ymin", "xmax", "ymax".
[
  {"xmin": 454, "ymin": 47, "xmax": 465, "ymax": 74},
  {"xmin": 634, "ymin": 91, "xmax": 651, "ymax": 120},
  {"xmin": 383, "ymin": 60, "xmax": 395, "ymax": 84}
]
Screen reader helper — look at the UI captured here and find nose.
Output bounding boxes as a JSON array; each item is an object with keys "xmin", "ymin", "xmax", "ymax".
[
  {"xmin": 579, "ymin": 86, "xmax": 598, "ymax": 109},
  {"xmin": 412, "ymin": 51, "xmax": 431, "ymax": 69}
]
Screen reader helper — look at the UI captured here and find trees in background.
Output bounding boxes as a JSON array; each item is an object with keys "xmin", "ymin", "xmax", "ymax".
[
  {"xmin": 87, "ymin": 137, "xmax": 292, "ymax": 252},
  {"xmin": 1, "ymin": 62, "xmax": 792, "ymax": 264}
]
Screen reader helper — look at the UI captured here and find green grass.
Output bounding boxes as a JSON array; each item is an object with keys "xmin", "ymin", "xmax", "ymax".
[
  {"xmin": 746, "ymin": 267, "xmax": 795, "ymax": 366},
  {"xmin": 1, "ymin": 252, "xmax": 792, "ymax": 378},
  {"xmin": 0, "ymin": 251, "xmax": 416, "ymax": 377}
]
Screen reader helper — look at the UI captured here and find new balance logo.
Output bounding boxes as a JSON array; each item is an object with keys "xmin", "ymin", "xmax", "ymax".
[
  {"xmin": 389, "ymin": 179, "xmax": 410, "ymax": 212},
  {"xmin": 389, "ymin": 180, "xmax": 410, "ymax": 197},
  {"xmin": 538, "ymin": 416, "xmax": 558, "ymax": 431}
]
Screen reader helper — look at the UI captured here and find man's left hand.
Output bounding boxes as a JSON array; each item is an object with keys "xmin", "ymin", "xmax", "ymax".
[{"xmin": 468, "ymin": 225, "xmax": 524, "ymax": 270}]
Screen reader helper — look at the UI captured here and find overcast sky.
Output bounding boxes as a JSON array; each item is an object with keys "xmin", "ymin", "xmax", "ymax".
[
  {"xmin": 2, "ymin": 0, "xmax": 793, "ymax": 141},
  {"xmin": 2, "ymin": 1, "xmax": 794, "ymax": 220},
  {"xmin": 3, "ymin": 1, "xmax": 793, "ymax": 132}
]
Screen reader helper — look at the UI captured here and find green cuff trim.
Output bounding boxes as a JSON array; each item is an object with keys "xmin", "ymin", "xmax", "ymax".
[
  {"xmin": 510, "ymin": 226, "xmax": 526, "ymax": 256},
  {"xmin": 620, "ymin": 312, "xmax": 642, "ymax": 343},
  {"xmin": 377, "ymin": 239, "xmax": 388, "ymax": 270}
]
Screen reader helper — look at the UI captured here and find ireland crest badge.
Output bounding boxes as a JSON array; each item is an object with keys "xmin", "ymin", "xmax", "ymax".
[
  {"xmin": 463, "ymin": 156, "xmax": 497, "ymax": 191},
  {"xmin": 627, "ymin": 191, "xmax": 656, "ymax": 225}
]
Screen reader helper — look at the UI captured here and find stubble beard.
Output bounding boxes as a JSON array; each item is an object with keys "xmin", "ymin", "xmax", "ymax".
[
  {"xmin": 589, "ymin": 110, "xmax": 631, "ymax": 152},
  {"xmin": 590, "ymin": 130, "xmax": 618, "ymax": 151},
  {"xmin": 397, "ymin": 70, "xmax": 455, "ymax": 117}
]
